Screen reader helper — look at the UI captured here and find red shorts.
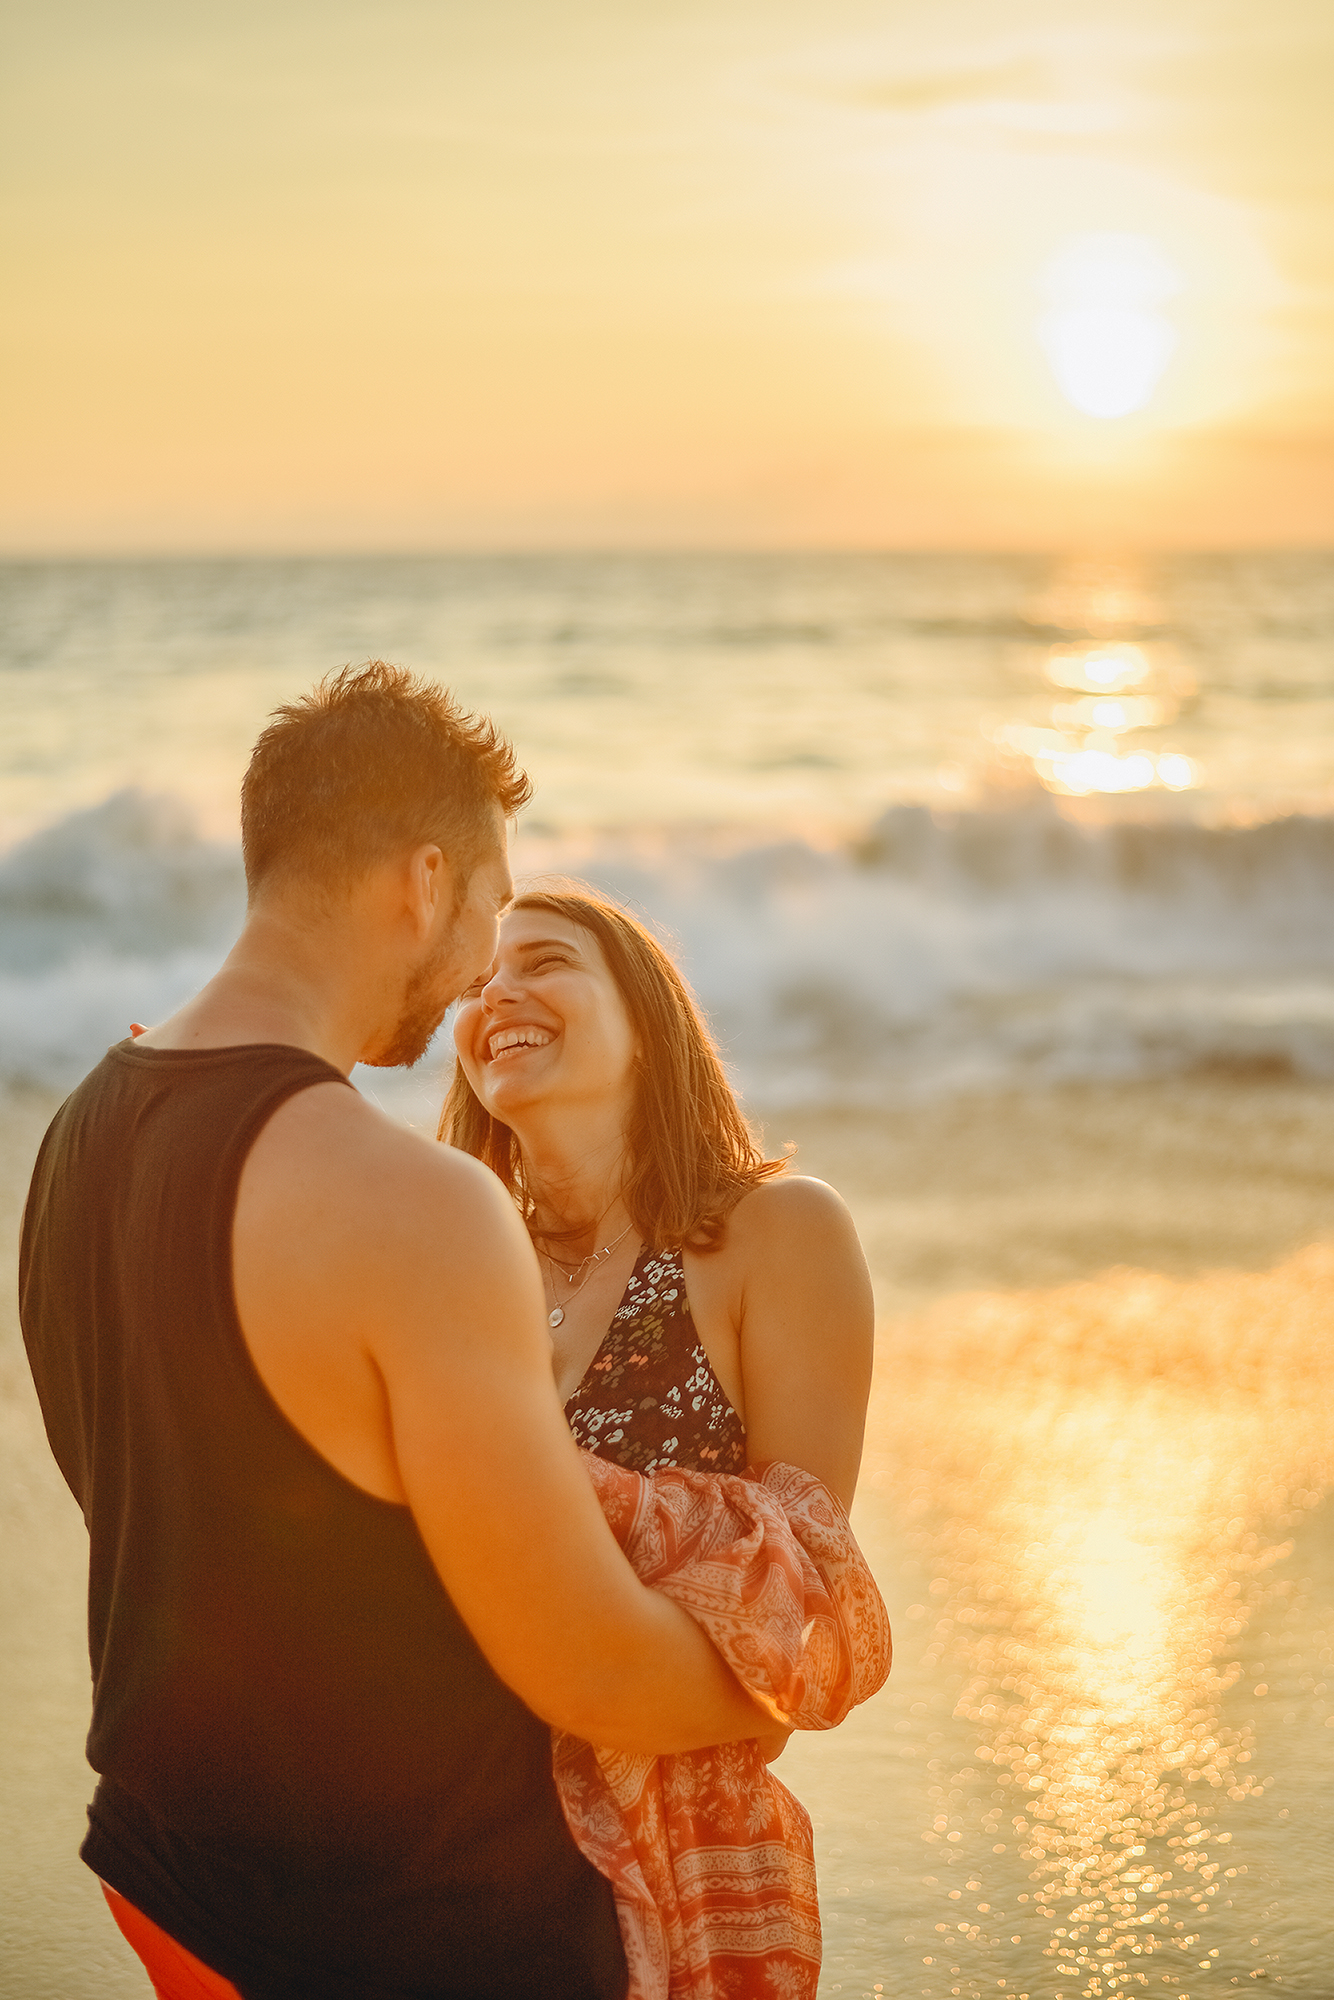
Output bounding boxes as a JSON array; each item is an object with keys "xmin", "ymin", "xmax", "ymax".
[{"xmin": 101, "ymin": 1883, "xmax": 245, "ymax": 2000}]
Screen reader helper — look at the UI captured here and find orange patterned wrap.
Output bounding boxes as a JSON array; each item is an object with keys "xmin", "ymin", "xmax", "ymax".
[{"xmin": 554, "ymin": 1458, "xmax": 892, "ymax": 2000}]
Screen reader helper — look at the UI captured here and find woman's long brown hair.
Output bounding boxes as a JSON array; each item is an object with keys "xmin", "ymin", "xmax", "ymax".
[{"xmin": 438, "ymin": 884, "xmax": 786, "ymax": 1251}]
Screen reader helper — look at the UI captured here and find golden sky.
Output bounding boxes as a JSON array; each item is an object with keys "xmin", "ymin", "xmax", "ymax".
[{"xmin": 3, "ymin": 0, "xmax": 1332, "ymax": 549}]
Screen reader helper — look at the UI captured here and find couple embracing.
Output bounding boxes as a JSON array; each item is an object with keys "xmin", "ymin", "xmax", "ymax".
[{"xmin": 20, "ymin": 662, "xmax": 890, "ymax": 2000}]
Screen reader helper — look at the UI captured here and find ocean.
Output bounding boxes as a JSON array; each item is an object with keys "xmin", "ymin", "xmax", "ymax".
[
  {"xmin": 2, "ymin": 550, "xmax": 1332, "ymax": 1999},
  {"xmin": 4, "ymin": 549, "xmax": 1334, "ymax": 1113}
]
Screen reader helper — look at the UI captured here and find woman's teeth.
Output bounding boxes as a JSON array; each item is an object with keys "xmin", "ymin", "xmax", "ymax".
[{"xmin": 487, "ymin": 1027, "xmax": 553, "ymax": 1060}]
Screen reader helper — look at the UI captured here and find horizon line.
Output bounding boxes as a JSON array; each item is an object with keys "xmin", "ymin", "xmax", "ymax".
[{"xmin": 2, "ymin": 541, "xmax": 1332, "ymax": 563}]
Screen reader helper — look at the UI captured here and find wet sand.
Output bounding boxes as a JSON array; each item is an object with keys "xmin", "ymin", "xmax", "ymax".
[
  {"xmin": 766, "ymin": 1082, "xmax": 1334, "ymax": 1999},
  {"xmin": 761, "ymin": 1076, "xmax": 1334, "ymax": 1314},
  {"xmin": 3, "ymin": 1079, "xmax": 1332, "ymax": 1997}
]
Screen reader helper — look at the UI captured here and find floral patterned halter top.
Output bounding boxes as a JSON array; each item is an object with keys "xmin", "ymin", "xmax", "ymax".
[{"xmin": 563, "ymin": 1244, "xmax": 747, "ymax": 1475}]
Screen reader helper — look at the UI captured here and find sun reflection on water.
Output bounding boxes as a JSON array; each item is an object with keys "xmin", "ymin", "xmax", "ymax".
[
  {"xmin": 990, "ymin": 560, "xmax": 1203, "ymax": 800},
  {"xmin": 858, "ymin": 1244, "xmax": 1334, "ymax": 1997}
]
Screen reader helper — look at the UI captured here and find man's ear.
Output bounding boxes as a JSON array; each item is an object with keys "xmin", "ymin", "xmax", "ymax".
[{"xmin": 405, "ymin": 843, "xmax": 449, "ymax": 941}]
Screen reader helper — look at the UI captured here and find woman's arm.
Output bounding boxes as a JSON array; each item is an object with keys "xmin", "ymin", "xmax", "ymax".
[{"xmin": 729, "ymin": 1177, "xmax": 875, "ymax": 1512}]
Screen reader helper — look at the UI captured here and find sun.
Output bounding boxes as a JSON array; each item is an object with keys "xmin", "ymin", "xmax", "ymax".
[{"xmin": 1037, "ymin": 233, "xmax": 1180, "ymax": 420}]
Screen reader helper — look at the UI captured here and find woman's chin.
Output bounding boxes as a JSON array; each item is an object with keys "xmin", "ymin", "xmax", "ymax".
[{"xmin": 479, "ymin": 1072, "xmax": 543, "ymax": 1122}]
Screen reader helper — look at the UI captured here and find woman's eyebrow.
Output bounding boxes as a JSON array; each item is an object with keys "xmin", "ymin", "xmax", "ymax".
[{"xmin": 513, "ymin": 936, "xmax": 578, "ymax": 956}]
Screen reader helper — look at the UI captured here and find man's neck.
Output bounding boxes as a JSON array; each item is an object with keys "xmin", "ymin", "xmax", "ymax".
[{"xmin": 134, "ymin": 907, "xmax": 373, "ymax": 1074}]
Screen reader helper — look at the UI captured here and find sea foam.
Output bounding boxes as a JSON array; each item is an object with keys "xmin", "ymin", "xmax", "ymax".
[{"xmin": 4, "ymin": 789, "xmax": 1334, "ymax": 1102}]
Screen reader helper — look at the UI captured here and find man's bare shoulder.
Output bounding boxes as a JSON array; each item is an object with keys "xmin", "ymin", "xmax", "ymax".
[
  {"xmin": 239, "ymin": 1080, "xmax": 530, "ymax": 1304},
  {"xmin": 252, "ymin": 1079, "xmax": 499, "ymax": 1202}
]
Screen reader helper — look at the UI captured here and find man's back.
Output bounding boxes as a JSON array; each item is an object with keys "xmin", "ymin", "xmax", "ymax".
[{"xmin": 19, "ymin": 1040, "xmax": 626, "ymax": 2000}]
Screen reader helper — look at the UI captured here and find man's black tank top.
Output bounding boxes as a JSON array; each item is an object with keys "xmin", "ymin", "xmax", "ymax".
[{"xmin": 19, "ymin": 1041, "xmax": 626, "ymax": 2000}]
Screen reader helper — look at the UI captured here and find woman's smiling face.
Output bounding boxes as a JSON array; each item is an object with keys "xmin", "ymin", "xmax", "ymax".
[{"xmin": 452, "ymin": 906, "xmax": 639, "ymax": 1125}]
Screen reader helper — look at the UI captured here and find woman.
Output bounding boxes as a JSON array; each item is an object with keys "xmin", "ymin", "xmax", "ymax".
[
  {"xmin": 442, "ymin": 884, "xmax": 874, "ymax": 1509},
  {"xmin": 442, "ymin": 885, "xmax": 886, "ymax": 1999}
]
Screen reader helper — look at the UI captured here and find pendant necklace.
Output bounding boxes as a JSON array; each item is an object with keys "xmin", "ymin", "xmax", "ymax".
[
  {"xmin": 543, "ymin": 1220, "xmax": 635, "ymax": 1329},
  {"xmin": 546, "ymin": 1218, "xmax": 635, "ymax": 1285}
]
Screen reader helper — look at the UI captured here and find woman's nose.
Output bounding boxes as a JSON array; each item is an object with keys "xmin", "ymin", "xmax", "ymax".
[{"xmin": 479, "ymin": 962, "xmax": 522, "ymax": 1009}]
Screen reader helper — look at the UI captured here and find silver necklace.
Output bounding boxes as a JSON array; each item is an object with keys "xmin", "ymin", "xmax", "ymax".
[
  {"xmin": 542, "ymin": 1222, "xmax": 635, "ymax": 1329},
  {"xmin": 547, "ymin": 1218, "xmax": 635, "ymax": 1285}
]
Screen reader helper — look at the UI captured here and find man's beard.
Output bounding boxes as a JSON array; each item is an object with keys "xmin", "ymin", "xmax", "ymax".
[{"xmin": 363, "ymin": 938, "xmax": 454, "ymax": 1069}]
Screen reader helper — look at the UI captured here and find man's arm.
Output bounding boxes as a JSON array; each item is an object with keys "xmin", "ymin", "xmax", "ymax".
[{"xmin": 233, "ymin": 1084, "xmax": 776, "ymax": 1755}]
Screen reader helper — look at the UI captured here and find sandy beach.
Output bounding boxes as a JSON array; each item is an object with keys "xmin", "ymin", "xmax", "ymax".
[{"xmin": 3, "ymin": 1076, "xmax": 1332, "ymax": 1997}]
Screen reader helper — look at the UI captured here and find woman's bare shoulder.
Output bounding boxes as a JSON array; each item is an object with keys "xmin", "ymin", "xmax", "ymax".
[{"xmin": 725, "ymin": 1173, "xmax": 857, "ymax": 1248}]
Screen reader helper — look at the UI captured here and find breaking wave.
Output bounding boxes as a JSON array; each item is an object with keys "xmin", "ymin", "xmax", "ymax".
[{"xmin": 5, "ymin": 789, "xmax": 1334, "ymax": 1104}]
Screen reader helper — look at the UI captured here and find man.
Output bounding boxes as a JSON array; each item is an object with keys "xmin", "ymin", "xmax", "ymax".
[{"xmin": 20, "ymin": 663, "xmax": 776, "ymax": 2000}]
